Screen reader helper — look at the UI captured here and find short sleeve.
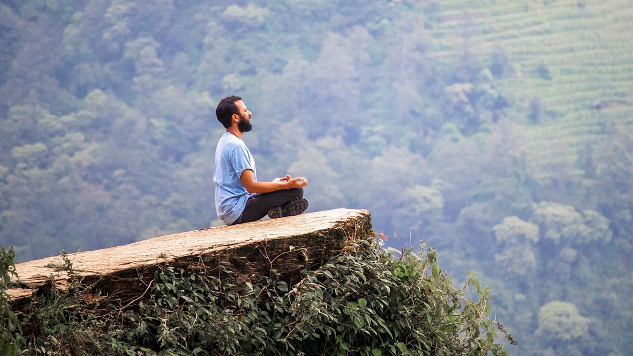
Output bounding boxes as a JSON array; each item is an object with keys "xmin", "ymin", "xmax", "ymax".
[{"xmin": 230, "ymin": 144, "xmax": 255, "ymax": 178}]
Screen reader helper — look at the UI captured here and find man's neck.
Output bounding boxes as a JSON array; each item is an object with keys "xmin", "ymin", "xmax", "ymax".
[{"xmin": 226, "ymin": 127, "xmax": 242, "ymax": 139}]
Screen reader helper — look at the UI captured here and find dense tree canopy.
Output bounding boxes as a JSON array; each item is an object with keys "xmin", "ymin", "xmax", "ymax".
[{"xmin": 1, "ymin": 0, "xmax": 632, "ymax": 355}]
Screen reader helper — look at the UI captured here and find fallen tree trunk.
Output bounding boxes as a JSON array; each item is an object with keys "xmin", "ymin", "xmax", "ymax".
[{"xmin": 9, "ymin": 208, "xmax": 372, "ymax": 314}]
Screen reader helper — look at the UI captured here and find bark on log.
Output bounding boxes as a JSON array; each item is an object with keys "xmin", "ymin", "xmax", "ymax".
[{"xmin": 9, "ymin": 209, "xmax": 372, "ymax": 313}]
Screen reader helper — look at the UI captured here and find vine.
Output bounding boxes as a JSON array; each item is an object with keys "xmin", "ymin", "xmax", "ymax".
[{"xmin": 2, "ymin": 239, "xmax": 515, "ymax": 355}]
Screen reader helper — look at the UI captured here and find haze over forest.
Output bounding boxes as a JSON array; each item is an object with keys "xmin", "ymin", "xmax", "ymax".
[{"xmin": 1, "ymin": 0, "xmax": 632, "ymax": 354}]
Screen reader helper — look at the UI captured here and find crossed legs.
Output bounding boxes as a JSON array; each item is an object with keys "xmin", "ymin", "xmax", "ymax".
[{"xmin": 231, "ymin": 188, "xmax": 305, "ymax": 225}]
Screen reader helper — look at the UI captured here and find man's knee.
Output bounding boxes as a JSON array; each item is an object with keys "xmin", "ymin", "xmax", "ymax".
[{"xmin": 291, "ymin": 188, "xmax": 303, "ymax": 198}]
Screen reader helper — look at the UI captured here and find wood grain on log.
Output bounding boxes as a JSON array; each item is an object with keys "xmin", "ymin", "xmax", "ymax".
[{"xmin": 9, "ymin": 209, "xmax": 372, "ymax": 311}]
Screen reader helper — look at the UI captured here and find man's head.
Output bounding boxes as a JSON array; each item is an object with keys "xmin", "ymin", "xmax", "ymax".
[{"xmin": 216, "ymin": 95, "xmax": 252, "ymax": 132}]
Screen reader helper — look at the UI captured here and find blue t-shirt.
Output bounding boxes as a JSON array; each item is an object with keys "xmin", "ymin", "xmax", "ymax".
[{"xmin": 213, "ymin": 132, "xmax": 257, "ymax": 225}]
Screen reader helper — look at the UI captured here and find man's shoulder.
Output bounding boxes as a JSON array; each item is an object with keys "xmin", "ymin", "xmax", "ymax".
[
  {"xmin": 219, "ymin": 133, "xmax": 245, "ymax": 148},
  {"xmin": 218, "ymin": 133, "xmax": 250, "ymax": 157}
]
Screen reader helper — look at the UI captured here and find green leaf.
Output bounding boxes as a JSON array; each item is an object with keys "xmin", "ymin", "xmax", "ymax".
[
  {"xmin": 432, "ymin": 264, "xmax": 440, "ymax": 279},
  {"xmin": 396, "ymin": 342, "xmax": 408, "ymax": 352},
  {"xmin": 372, "ymin": 348, "xmax": 382, "ymax": 356},
  {"xmin": 376, "ymin": 317, "xmax": 393, "ymax": 337},
  {"xmin": 358, "ymin": 298, "xmax": 367, "ymax": 308},
  {"xmin": 277, "ymin": 282, "xmax": 288, "ymax": 292}
]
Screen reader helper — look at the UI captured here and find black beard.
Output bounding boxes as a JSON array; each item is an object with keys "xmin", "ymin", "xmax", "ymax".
[{"xmin": 238, "ymin": 114, "xmax": 252, "ymax": 132}]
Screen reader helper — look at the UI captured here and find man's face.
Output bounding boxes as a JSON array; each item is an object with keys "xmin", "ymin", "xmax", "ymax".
[{"xmin": 235, "ymin": 100, "xmax": 252, "ymax": 132}]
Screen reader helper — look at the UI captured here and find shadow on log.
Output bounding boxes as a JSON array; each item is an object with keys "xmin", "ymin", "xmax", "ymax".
[{"xmin": 9, "ymin": 209, "xmax": 372, "ymax": 314}]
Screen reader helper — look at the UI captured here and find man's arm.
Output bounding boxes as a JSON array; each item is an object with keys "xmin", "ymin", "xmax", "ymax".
[{"xmin": 240, "ymin": 169, "xmax": 307, "ymax": 194}]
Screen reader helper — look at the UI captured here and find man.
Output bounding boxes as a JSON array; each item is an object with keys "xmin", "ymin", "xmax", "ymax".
[{"xmin": 213, "ymin": 95, "xmax": 309, "ymax": 225}]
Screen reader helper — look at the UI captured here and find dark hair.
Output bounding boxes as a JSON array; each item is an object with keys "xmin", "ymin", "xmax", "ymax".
[{"xmin": 216, "ymin": 95, "xmax": 242, "ymax": 128}]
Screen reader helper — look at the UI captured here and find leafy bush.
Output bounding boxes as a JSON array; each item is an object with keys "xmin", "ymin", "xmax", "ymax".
[
  {"xmin": 9, "ymin": 239, "xmax": 515, "ymax": 355},
  {"xmin": 0, "ymin": 246, "xmax": 25, "ymax": 356}
]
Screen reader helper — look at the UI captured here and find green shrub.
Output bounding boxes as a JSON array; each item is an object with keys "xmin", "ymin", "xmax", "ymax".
[
  {"xmin": 0, "ymin": 246, "xmax": 26, "ymax": 356},
  {"xmin": 13, "ymin": 240, "xmax": 515, "ymax": 355}
]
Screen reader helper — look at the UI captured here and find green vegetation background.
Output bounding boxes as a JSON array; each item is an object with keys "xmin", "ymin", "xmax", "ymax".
[{"xmin": 0, "ymin": 0, "xmax": 632, "ymax": 354}]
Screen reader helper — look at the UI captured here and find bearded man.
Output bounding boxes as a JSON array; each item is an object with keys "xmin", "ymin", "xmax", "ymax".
[{"xmin": 213, "ymin": 95, "xmax": 309, "ymax": 225}]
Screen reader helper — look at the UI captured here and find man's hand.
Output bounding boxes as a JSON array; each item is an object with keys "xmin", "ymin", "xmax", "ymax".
[
  {"xmin": 273, "ymin": 175, "xmax": 307, "ymax": 188},
  {"xmin": 274, "ymin": 175, "xmax": 307, "ymax": 188},
  {"xmin": 285, "ymin": 176, "xmax": 308, "ymax": 189},
  {"xmin": 273, "ymin": 175, "xmax": 291, "ymax": 183},
  {"xmin": 241, "ymin": 170, "xmax": 307, "ymax": 194}
]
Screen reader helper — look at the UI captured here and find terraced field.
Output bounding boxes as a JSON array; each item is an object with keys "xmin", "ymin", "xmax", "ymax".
[{"xmin": 428, "ymin": 0, "xmax": 633, "ymax": 176}]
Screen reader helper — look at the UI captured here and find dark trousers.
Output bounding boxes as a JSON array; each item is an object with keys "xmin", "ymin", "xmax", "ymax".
[{"xmin": 231, "ymin": 188, "xmax": 303, "ymax": 225}]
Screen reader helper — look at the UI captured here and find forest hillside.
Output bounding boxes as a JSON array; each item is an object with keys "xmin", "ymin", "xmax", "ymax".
[{"xmin": 1, "ymin": 0, "xmax": 632, "ymax": 355}]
